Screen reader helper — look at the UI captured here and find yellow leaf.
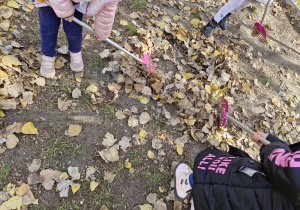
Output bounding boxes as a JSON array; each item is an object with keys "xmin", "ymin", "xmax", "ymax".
[
  {"xmin": 185, "ymin": 73, "xmax": 194, "ymax": 80},
  {"xmin": 159, "ymin": 186, "xmax": 166, "ymax": 193},
  {"xmin": 239, "ymin": 40, "xmax": 246, "ymax": 45},
  {"xmin": 176, "ymin": 29, "xmax": 186, "ymax": 41},
  {"xmin": 139, "ymin": 129, "xmax": 148, "ymax": 141},
  {"xmin": 205, "ymin": 103, "xmax": 212, "ymax": 112},
  {"xmin": 86, "ymin": 84, "xmax": 97, "ymax": 93},
  {"xmin": 233, "ymin": 54, "xmax": 238, "ymax": 61},
  {"xmin": 68, "ymin": 124, "xmax": 82, "ymax": 137},
  {"xmin": 147, "ymin": 150, "xmax": 154, "ymax": 159},
  {"xmin": 137, "ymin": 96, "xmax": 149, "ymax": 104},
  {"xmin": 184, "ymin": 116, "xmax": 195, "ymax": 125},
  {"xmin": 287, "ymin": 117, "xmax": 294, "ymax": 122},
  {"xmin": 191, "ymin": 6, "xmax": 198, "ymax": 14},
  {"xmin": 1, "ymin": 55, "xmax": 22, "ymax": 67},
  {"xmin": 154, "ymin": 95, "xmax": 159, "ymax": 100},
  {"xmin": 120, "ymin": 20, "xmax": 128, "ymax": 26},
  {"xmin": 90, "ymin": 181, "xmax": 99, "ymax": 192},
  {"xmin": 213, "ymin": 51, "xmax": 221, "ymax": 57},
  {"xmin": 210, "ymin": 83, "xmax": 218, "ymax": 91},
  {"xmin": 54, "ymin": 60, "xmax": 64, "ymax": 69},
  {"xmin": 27, "ymin": 4, "xmax": 34, "ymax": 10},
  {"xmin": 142, "ymin": 44, "xmax": 149, "ymax": 52},
  {"xmin": 140, "ymin": 204, "xmax": 153, "ymax": 210},
  {"xmin": 190, "ymin": 18, "xmax": 199, "ymax": 26},
  {"xmin": 124, "ymin": 162, "xmax": 132, "ymax": 169},
  {"xmin": 0, "ymin": 70, "xmax": 8, "ymax": 78},
  {"xmin": 7, "ymin": 183, "xmax": 15, "ymax": 196},
  {"xmin": 5, "ymin": 196, "xmax": 22, "ymax": 209},
  {"xmin": 59, "ymin": 172, "xmax": 69, "ymax": 180},
  {"xmin": 7, "ymin": 0, "xmax": 19, "ymax": 9},
  {"xmin": 76, "ymin": 77, "xmax": 82, "ymax": 82},
  {"xmin": 173, "ymin": 15, "xmax": 179, "ymax": 21},
  {"xmin": 296, "ymin": 40, "xmax": 300, "ymax": 45},
  {"xmin": 184, "ymin": 6, "xmax": 190, "ymax": 10},
  {"xmin": 176, "ymin": 144, "xmax": 183, "ymax": 155},
  {"xmin": 21, "ymin": 122, "xmax": 38, "ymax": 135},
  {"xmin": 71, "ymin": 183, "xmax": 80, "ymax": 194},
  {"xmin": 0, "ymin": 110, "xmax": 5, "ymax": 118}
]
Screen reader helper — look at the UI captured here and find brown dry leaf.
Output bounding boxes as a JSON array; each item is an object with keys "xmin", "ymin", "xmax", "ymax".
[
  {"xmin": 40, "ymin": 169, "xmax": 61, "ymax": 190},
  {"xmin": 54, "ymin": 60, "xmax": 64, "ymax": 69},
  {"xmin": 68, "ymin": 124, "xmax": 82, "ymax": 137},
  {"xmin": 58, "ymin": 98, "xmax": 72, "ymax": 111},
  {"xmin": 15, "ymin": 183, "xmax": 30, "ymax": 196},
  {"xmin": 6, "ymin": 134, "xmax": 19, "ymax": 149},
  {"xmin": 108, "ymin": 83, "xmax": 121, "ymax": 92},
  {"xmin": 115, "ymin": 110, "xmax": 126, "ymax": 120}
]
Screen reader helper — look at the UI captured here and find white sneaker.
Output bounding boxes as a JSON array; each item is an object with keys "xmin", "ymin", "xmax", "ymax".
[
  {"xmin": 174, "ymin": 163, "xmax": 193, "ymax": 201},
  {"xmin": 40, "ymin": 55, "xmax": 55, "ymax": 78},
  {"xmin": 70, "ymin": 51, "xmax": 84, "ymax": 72}
]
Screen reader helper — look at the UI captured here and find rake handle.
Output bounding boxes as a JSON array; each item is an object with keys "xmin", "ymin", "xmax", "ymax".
[
  {"xmin": 41, "ymin": 0, "xmax": 142, "ymax": 63},
  {"xmin": 261, "ymin": 0, "xmax": 273, "ymax": 24},
  {"xmin": 227, "ymin": 115, "xmax": 270, "ymax": 145}
]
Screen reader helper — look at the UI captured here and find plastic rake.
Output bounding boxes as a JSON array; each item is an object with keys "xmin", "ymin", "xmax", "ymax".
[
  {"xmin": 251, "ymin": 0, "xmax": 273, "ymax": 43},
  {"xmin": 219, "ymin": 98, "xmax": 270, "ymax": 145},
  {"xmin": 38, "ymin": 0, "xmax": 156, "ymax": 73}
]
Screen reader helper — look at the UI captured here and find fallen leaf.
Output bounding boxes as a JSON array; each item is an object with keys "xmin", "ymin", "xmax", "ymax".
[
  {"xmin": 15, "ymin": 184, "xmax": 30, "ymax": 196},
  {"xmin": 90, "ymin": 181, "xmax": 99, "ymax": 192},
  {"xmin": 5, "ymin": 196, "xmax": 22, "ymax": 209},
  {"xmin": 6, "ymin": 134, "xmax": 19, "ymax": 149},
  {"xmin": 115, "ymin": 110, "xmax": 126, "ymax": 120},
  {"xmin": 86, "ymin": 84, "xmax": 98, "ymax": 93},
  {"xmin": 139, "ymin": 129, "xmax": 148, "ymax": 141},
  {"xmin": 176, "ymin": 144, "xmax": 183, "ymax": 155},
  {"xmin": 57, "ymin": 180, "xmax": 72, "ymax": 197},
  {"xmin": 124, "ymin": 162, "xmax": 132, "ymax": 169},
  {"xmin": 140, "ymin": 204, "xmax": 153, "ymax": 210},
  {"xmin": 128, "ymin": 116, "xmax": 139, "ymax": 128},
  {"xmin": 102, "ymin": 132, "xmax": 117, "ymax": 147},
  {"xmin": 85, "ymin": 166, "xmax": 96, "ymax": 180},
  {"xmin": 68, "ymin": 124, "xmax": 82, "ymax": 137},
  {"xmin": 54, "ymin": 60, "xmax": 64, "ymax": 69},
  {"xmin": 7, "ymin": 183, "xmax": 15, "ymax": 196},
  {"xmin": 59, "ymin": 172, "xmax": 69, "ymax": 180},
  {"xmin": 2, "ymin": 55, "xmax": 22, "ymax": 67},
  {"xmin": 40, "ymin": 169, "xmax": 61, "ymax": 190},
  {"xmin": 68, "ymin": 167, "xmax": 80, "ymax": 180},
  {"xmin": 71, "ymin": 183, "xmax": 80, "ymax": 194},
  {"xmin": 137, "ymin": 96, "xmax": 149, "ymax": 104},
  {"xmin": 99, "ymin": 145, "xmax": 119, "ymax": 162},
  {"xmin": 7, "ymin": 0, "xmax": 20, "ymax": 9},
  {"xmin": 28, "ymin": 159, "xmax": 41, "ymax": 172},
  {"xmin": 57, "ymin": 98, "xmax": 72, "ymax": 111},
  {"xmin": 139, "ymin": 112, "xmax": 151, "ymax": 124},
  {"xmin": 120, "ymin": 20, "xmax": 128, "ymax": 26},
  {"xmin": 147, "ymin": 150, "xmax": 154, "ymax": 159}
]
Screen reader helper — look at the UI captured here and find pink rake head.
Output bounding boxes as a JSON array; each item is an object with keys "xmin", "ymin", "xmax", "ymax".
[
  {"xmin": 252, "ymin": 23, "xmax": 267, "ymax": 43},
  {"xmin": 141, "ymin": 54, "xmax": 156, "ymax": 73},
  {"xmin": 219, "ymin": 98, "xmax": 229, "ymax": 127}
]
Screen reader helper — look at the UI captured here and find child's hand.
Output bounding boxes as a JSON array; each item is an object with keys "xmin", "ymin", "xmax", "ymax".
[
  {"xmin": 64, "ymin": 15, "xmax": 74, "ymax": 22},
  {"xmin": 252, "ymin": 132, "xmax": 268, "ymax": 147}
]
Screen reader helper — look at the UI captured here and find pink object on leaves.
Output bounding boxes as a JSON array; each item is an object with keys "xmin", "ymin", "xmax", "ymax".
[
  {"xmin": 141, "ymin": 54, "xmax": 156, "ymax": 73},
  {"xmin": 253, "ymin": 22, "xmax": 267, "ymax": 43},
  {"xmin": 219, "ymin": 98, "xmax": 229, "ymax": 127}
]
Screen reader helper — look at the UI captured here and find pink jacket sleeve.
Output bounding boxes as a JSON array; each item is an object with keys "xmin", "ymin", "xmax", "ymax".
[
  {"xmin": 48, "ymin": 0, "xmax": 81, "ymax": 18},
  {"xmin": 94, "ymin": 2, "xmax": 118, "ymax": 41}
]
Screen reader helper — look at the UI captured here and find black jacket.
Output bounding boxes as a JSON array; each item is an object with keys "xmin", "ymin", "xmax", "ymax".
[{"xmin": 192, "ymin": 134, "xmax": 300, "ymax": 210}]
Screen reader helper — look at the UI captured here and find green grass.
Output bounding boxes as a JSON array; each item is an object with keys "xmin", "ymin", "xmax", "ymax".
[
  {"xmin": 92, "ymin": 180, "xmax": 128, "ymax": 209},
  {"xmin": 103, "ymin": 104, "xmax": 116, "ymax": 122},
  {"xmin": 261, "ymin": 73, "xmax": 270, "ymax": 85},
  {"xmin": 125, "ymin": 24, "xmax": 139, "ymax": 36},
  {"xmin": 25, "ymin": 26, "xmax": 40, "ymax": 42},
  {"xmin": 249, "ymin": 6, "xmax": 257, "ymax": 13},
  {"xmin": 79, "ymin": 94, "xmax": 92, "ymax": 108},
  {"xmin": 265, "ymin": 38, "xmax": 271, "ymax": 46},
  {"xmin": 128, "ymin": 149, "xmax": 142, "ymax": 166},
  {"xmin": 59, "ymin": 83, "xmax": 72, "ymax": 98},
  {"xmin": 142, "ymin": 166, "xmax": 170, "ymax": 193},
  {"xmin": 131, "ymin": 0, "xmax": 147, "ymax": 10},
  {"xmin": 42, "ymin": 133, "xmax": 82, "ymax": 166},
  {"xmin": 151, "ymin": 119, "xmax": 165, "ymax": 133},
  {"xmin": 87, "ymin": 56, "xmax": 107, "ymax": 68},
  {"xmin": 30, "ymin": 204, "xmax": 48, "ymax": 210},
  {"xmin": 55, "ymin": 201, "xmax": 71, "ymax": 210},
  {"xmin": 0, "ymin": 160, "xmax": 13, "ymax": 182}
]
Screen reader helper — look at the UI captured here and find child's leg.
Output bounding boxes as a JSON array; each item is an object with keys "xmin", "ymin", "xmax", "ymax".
[
  {"xmin": 214, "ymin": 0, "xmax": 246, "ymax": 23},
  {"xmin": 63, "ymin": 10, "xmax": 83, "ymax": 53},
  {"xmin": 229, "ymin": 0, "xmax": 252, "ymax": 13},
  {"xmin": 38, "ymin": 6, "xmax": 61, "ymax": 57}
]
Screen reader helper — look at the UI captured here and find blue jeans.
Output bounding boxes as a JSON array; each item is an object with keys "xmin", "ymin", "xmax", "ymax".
[{"xmin": 38, "ymin": 6, "xmax": 83, "ymax": 57}]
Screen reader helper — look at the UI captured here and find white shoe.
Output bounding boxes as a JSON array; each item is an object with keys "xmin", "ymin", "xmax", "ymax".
[
  {"xmin": 40, "ymin": 55, "xmax": 55, "ymax": 78},
  {"xmin": 70, "ymin": 51, "xmax": 84, "ymax": 72},
  {"xmin": 174, "ymin": 163, "xmax": 193, "ymax": 201},
  {"xmin": 190, "ymin": 198, "xmax": 195, "ymax": 210}
]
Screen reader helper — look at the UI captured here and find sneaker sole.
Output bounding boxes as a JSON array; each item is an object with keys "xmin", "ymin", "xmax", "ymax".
[
  {"xmin": 70, "ymin": 64, "xmax": 84, "ymax": 72},
  {"xmin": 173, "ymin": 164, "xmax": 187, "ymax": 201},
  {"xmin": 40, "ymin": 70, "xmax": 55, "ymax": 78}
]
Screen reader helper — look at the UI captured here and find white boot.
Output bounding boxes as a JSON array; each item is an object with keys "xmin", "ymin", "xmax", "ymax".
[
  {"xmin": 174, "ymin": 163, "xmax": 193, "ymax": 201},
  {"xmin": 70, "ymin": 51, "xmax": 84, "ymax": 72},
  {"xmin": 40, "ymin": 55, "xmax": 55, "ymax": 78}
]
